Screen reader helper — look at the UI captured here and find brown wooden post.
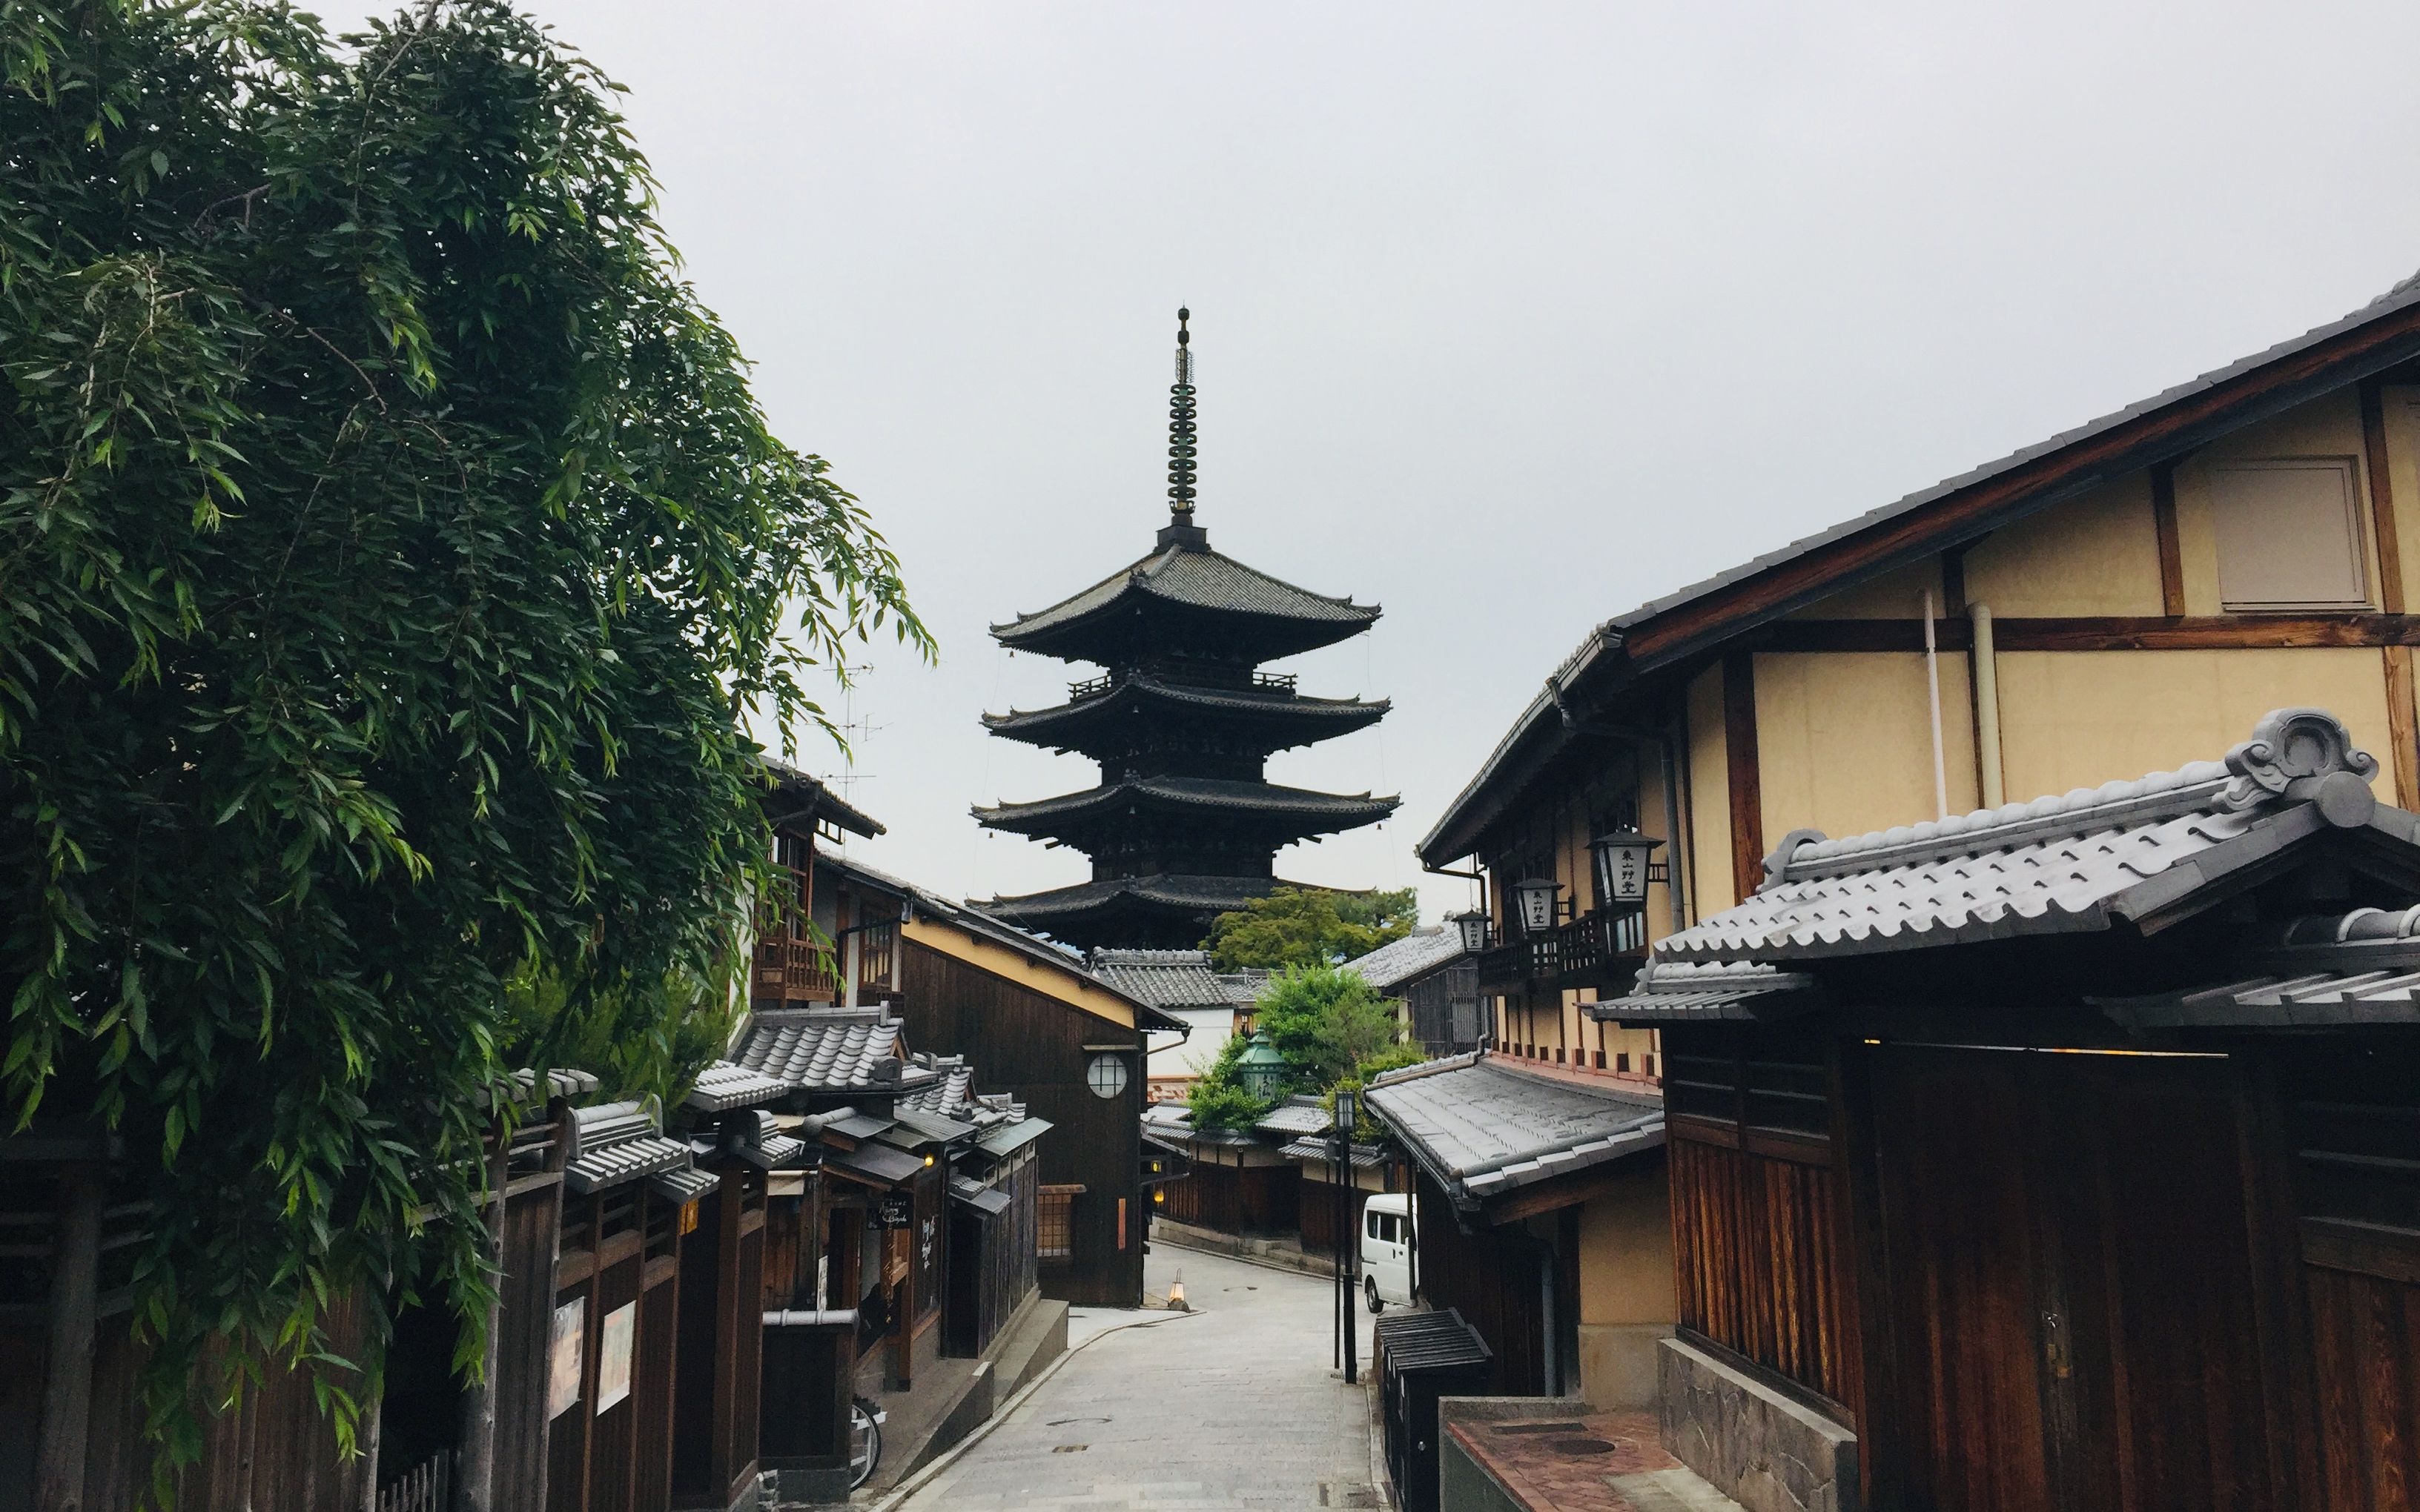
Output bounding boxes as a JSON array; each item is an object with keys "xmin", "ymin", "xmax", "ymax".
[
  {"xmin": 2151, "ymin": 460, "xmax": 2186, "ymax": 618},
  {"xmin": 35, "ymin": 1164, "xmax": 104, "ymax": 1512},
  {"xmin": 452, "ymin": 1120, "xmax": 510, "ymax": 1512},
  {"xmin": 1722, "ymin": 651, "xmax": 1764, "ymax": 905},
  {"xmin": 710, "ymin": 1167, "xmax": 743, "ymax": 1493}
]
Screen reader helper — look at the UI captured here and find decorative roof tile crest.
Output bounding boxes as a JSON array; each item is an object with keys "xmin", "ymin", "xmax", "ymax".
[{"xmin": 2217, "ymin": 706, "xmax": 2380, "ymax": 817}]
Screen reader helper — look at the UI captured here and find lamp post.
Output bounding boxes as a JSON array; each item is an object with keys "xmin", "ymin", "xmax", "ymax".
[
  {"xmin": 1511, "ymin": 877, "xmax": 1563, "ymax": 935},
  {"xmin": 1332, "ymin": 1087, "xmax": 1360, "ymax": 1385},
  {"xmin": 1236, "ymin": 1031, "xmax": 1287, "ymax": 1101},
  {"xmin": 1587, "ymin": 829, "xmax": 1665, "ymax": 911},
  {"xmin": 1447, "ymin": 908, "xmax": 1490, "ymax": 954}
]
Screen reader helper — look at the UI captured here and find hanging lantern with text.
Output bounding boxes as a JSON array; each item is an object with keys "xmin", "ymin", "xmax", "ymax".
[
  {"xmin": 1588, "ymin": 829, "xmax": 1666, "ymax": 909},
  {"xmin": 1447, "ymin": 908, "xmax": 1490, "ymax": 954},
  {"xmin": 1511, "ymin": 877, "xmax": 1563, "ymax": 935}
]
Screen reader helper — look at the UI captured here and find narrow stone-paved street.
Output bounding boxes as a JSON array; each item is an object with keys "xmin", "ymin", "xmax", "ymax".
[{"xmin": 895, "ymin": 1243, "xmax": 1381, "ymax": 1511}]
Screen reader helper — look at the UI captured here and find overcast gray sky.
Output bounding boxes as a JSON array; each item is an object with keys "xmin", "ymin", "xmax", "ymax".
[{"xmin": 489, "ymin": 1, "xmax": 2420, "ymax": 918}]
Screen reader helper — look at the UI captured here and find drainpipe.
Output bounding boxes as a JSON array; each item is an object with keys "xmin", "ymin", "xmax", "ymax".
[
  {"xmin": 1922, "ymin": 591, "xmax": 1948, "ymax": 821},
  {"xmin": 1971, "ymin": 602, "xmax": 2005, "ymax": 809}
]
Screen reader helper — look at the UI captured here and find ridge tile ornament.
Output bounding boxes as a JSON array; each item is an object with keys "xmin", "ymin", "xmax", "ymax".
[{"xmin": 974, "ymin": 311, "xmax": 1398, "ymax": 946}]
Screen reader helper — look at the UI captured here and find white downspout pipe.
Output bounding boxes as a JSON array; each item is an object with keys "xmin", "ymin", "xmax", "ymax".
[{"xmin": 1923, "ymin": 591, "xmax": 1948, "ymax": 821}]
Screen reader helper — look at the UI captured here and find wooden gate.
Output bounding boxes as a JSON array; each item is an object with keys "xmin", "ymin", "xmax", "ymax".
[{"xmin": 1857, "ymin": 1043, "xmax": 2283, "ymax": 1511}]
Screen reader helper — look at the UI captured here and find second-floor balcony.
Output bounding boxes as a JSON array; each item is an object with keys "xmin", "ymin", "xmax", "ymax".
[{"xmin": 1475, "ymin": 906, "xmax": 1650, "ymax": 994}]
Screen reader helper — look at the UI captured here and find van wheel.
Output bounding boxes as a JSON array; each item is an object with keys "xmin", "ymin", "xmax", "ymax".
[{"xmin": 1365, "ymin": 1276, "xmax": 1383, "ymax": 1313}]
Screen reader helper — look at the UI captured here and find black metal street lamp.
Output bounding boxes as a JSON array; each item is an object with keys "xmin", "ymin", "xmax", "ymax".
[{"xmin": 1587, "ymin": 829, "xmax": 1666, "ymax": 910}]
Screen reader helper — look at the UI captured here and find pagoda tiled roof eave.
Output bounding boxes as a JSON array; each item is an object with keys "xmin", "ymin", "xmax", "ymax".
[
  {"xmin": 988, "ymin": 544, "xmax": 1380, "ymax": 656},
  {"xmin": 981, "ymin": 872, "xmax": 1294, "ymax": 921},
  {"xmin": 979, "ymin": 681, "xmax": 1390, "ymax": 745},
  {"xmin": 971, "ymin": 777, "xmax": 1401, "ymax": 837}
]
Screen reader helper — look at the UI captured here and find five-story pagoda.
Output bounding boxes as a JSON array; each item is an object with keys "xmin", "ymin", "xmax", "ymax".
[{"xmin": 974, "ymin": 311, "xmax": 1397, "ymax": 948}]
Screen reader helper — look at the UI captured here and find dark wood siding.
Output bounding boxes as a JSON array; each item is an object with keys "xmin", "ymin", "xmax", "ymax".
[
  {"xmin": 1851, "ymin": 1042, "xmax": 2286, "ymax": 1511},
  {"xmin": 895, "ymin": 940, "xmax": 1145, "ymax": 1307},
  {"xmin": 1664, "ymin": 1026, "xmax": 1859, "ymax": 1416},
  {"xmin": 1409, "ymin": 1167, "xmax": 1544, "ymax": 1396},
  {"xmin": 2282, "ymin": 1043, "xmax": 2420, "ymax": 1511},
  {"xmin": 1157, "ymin": 1157, "xmax": 1297, "ymax": 1236},
  {"xmin": 1299, "ymin": 1173, "xmax": 1375, "ymax": 1256}
]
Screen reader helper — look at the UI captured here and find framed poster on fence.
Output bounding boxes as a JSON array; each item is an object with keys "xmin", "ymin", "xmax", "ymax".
[
  {"xmin": 596, "ymin": 1301, "xmax": 637, "ymax": 1412},
  {"xmin": 546, "ymin": 1301, "xmax": 584, "ymax": 1418}
]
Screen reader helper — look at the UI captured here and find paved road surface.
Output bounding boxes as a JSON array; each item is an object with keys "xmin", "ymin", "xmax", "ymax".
[{"xmin": 895, "ymin": 1242, "xmax": 1382, "ymax": 1511}]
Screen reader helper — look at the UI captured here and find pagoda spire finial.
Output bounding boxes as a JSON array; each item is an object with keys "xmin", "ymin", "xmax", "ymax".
[{"xmin": 1166, "ymin": 307, "xmax": 1198, "ymax": 524}]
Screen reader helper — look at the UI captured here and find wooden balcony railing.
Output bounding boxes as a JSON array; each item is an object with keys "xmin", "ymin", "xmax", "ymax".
[
  {"xmin": 753, "ymin": 937, "xmax": 840, "ymax": 1002},
  {"xmin": 1474, "ymin": 907, "xmax": 1650, "ymax": 992}
]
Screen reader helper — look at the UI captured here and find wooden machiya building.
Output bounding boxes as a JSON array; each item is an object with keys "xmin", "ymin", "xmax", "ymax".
[
  {"xmin": 1589, "ymin": 709, "xmax": 2420, "ymax": 1512},
  {"xmin": 1423, "ymin": 262, "xmax": 2420, "ymax": 1091},
  {"xmin": 973, "ymin": 311, "xmax": 1396, "ymax": 949},
  {"xmin": 873, "ymin": 867, "xmax": 1183, "ymax": 1307}
]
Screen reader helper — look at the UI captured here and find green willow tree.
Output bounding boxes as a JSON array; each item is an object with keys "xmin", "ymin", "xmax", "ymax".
[{"xmin": 0, "ymin": 0, "xmax": 926, "ymax": 1479}]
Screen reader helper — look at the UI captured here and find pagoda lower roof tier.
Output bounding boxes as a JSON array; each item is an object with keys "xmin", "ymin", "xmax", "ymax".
[
  {"xmin": 972, "ymin": 776, "xmax": 1398, "ymax": 846},
  {"xmin": 990, "ymin": 537, "xmax": 1379, "ymax": 666},
  {"xmin": 981, "ymin": 674, "xmax": 1388, "ymax": 756},
  {"xmin": 979, "ymin": 873, "xmax": 1296, "ymax": 950}
]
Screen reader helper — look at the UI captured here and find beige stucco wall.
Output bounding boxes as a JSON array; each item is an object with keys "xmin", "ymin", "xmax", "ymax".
[
  {"xmin": 1751, "ymin": 651, "xmax": 1980, "ymax": 851},
  {"xmin": 1992, "ymin": 646, "xmax": 2395, "ymax": 803},
  {"xmin": 1685, "ymin": 665, "xmax": 1734, "ymax": 915},
  {"xmin": 1961, "ymin": 473, "xmax": 2166, "ymax": 617},
  {"xmin": 2379, "ymin": 384, "xmax": 2420, "ymax": 611},
  {"xmin": 1576, "ymin": 1165, "xmax": 1675, "ymax": 1410},
  {"xmin": 2172, "ymin": 389, "xmax": 2381, "ymax": 616}
]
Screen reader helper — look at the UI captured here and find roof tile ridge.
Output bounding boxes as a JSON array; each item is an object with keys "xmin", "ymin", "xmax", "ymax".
[
  {"xmin": 1779, "ymin": 761, "xmax": 2234, "ymax": 883},
  {"xmin": 1161, "ymin": 545, "xmax": 1379, "ymax": 615}
]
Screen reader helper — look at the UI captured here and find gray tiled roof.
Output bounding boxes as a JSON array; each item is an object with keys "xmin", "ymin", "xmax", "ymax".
[
  {"xmin": 985, "ymin": 675, "xmax": 1387, "ymax": 738},
  {"xmin": 899, "ymin": 1053, "xmax": 1031, "ymax": 1130},
  {"xmin": 647, "ymin": 1165, "xmax": 721, "ymax": 1206},
  {"xmin": 882, "ymin": 1107, "xmax": 979, "ymax": 1147},
  {"xmin": 564, "ymin": 1099, "xmax": 713, "ymax": 1198},
  {"xmin": 1344, "ymin": 927, "xmax": 1467, "ymax": 993},
  {"xmin": 2095, "ymin": 906, "xmax": 2420, "ymax": 1029},
  {"xmin": 1255, "ymin": 1096, "xmax": 1332, "ymax": 1138},
  {"xmin": 1280, "ymin": 1136, "xmax": 1389, "ymax": 1169},
  {"xmin": 1588, "ymin": 960, "xmax": 1823, "ymax": 1024},
  {"xmin": 733, "ymin": 1009, "xmax": 914, "ymax": 1090},
  {"xmin": 1365, "ymin": 1053, "xmax": 1663, "ymax": 1207},
  {"xmin": 1655, "ymin": 712, "xmax": 2414, "ymax": 966},
  {"xmin": 684, "ymin": 1061, "xmax": 794, "ymax": 1113},
  {"xmin": 985, "ymin": 873, "xmax": 1290, "ymax": 924},
  {"xmin": 992, "ymin": 544, "xmax": 1378, "ymax": 642},
  {"xmin": 976, "ymin": 776, "xmax": 1398, "ymax": 832},
  {"xmin": 1088, "ymin": 949, "xmax": 1235, "ymax": 1012}
]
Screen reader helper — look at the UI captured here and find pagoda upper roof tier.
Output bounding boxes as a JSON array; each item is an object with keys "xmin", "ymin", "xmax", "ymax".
[
  {"xmin": 991, "ymin": 535, "xmax": 1380, "ymax": 666},
  {"xmin": 972, "ymin": 776, "xmax": 1398, "ymax": 846},
  {"xmin": 978, "ymin": 872, "xmax": 1295, "ymax": 948},
  {"xmin": 981, "ymin": 673, "xmax": 1389, "ymax": 755}
]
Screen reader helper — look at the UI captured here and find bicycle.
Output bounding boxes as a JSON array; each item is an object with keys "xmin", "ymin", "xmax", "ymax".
[{"xmin": 848, "ymin": 1395, "xmax": 887, "ymax": 1490}]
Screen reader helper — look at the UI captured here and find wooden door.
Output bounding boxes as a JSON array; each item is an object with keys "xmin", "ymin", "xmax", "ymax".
[
  {"xmin": 1862, "ymin": 1044, "xmax": 2283, "ymax": 1512},
  {"xmin": 1868, "ymin": 1046, "xmax": 2053, "ymax": 1511}
]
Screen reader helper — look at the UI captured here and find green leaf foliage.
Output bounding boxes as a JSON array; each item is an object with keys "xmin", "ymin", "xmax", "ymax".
[
  {"xmin": 1201, "ymin": 884, "xmax": 1417, "ymax": 971},
  {"xmin": 0, "ymin": 0, "xmax": 928, "ymax": 1490},
  {"xmin": 1186, "ymin": 964, "xmax": 1420, "ymax": 1130}
]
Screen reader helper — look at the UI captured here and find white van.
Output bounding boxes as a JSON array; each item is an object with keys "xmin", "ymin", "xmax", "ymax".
[{"xmin": 1360, "ymin": 1193, "xmax": 1415, "ymax": 1312}]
